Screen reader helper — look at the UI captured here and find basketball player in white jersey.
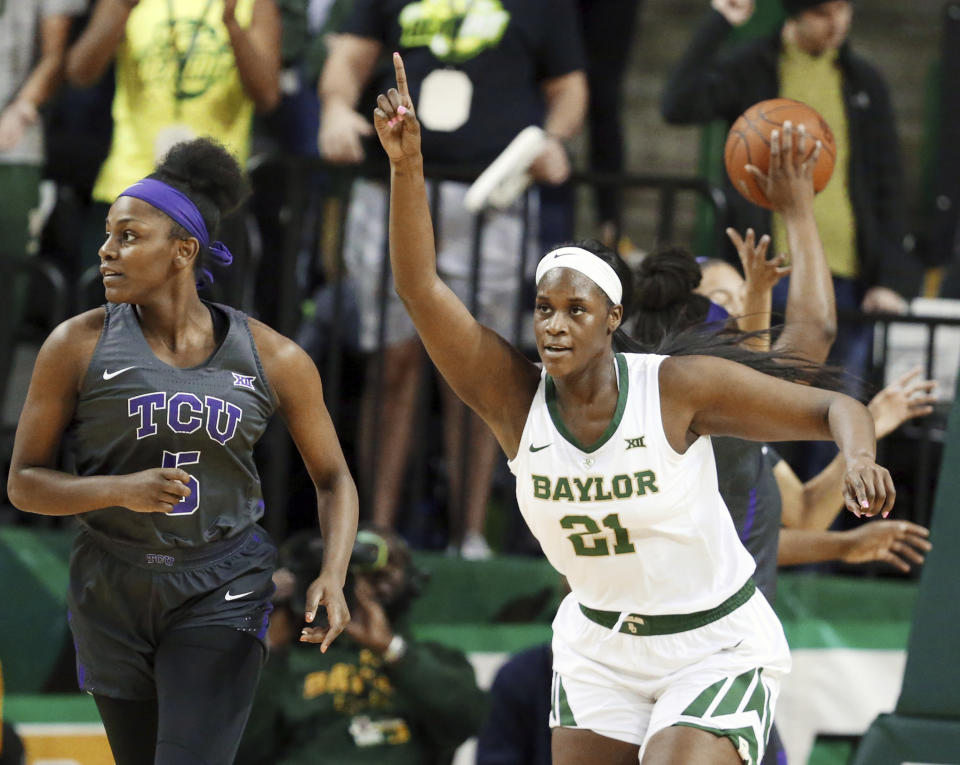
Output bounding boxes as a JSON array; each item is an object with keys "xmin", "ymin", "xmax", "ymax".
[{"xmin": 371, "ymin": 55, "xmax": 895, "ymax": 765}]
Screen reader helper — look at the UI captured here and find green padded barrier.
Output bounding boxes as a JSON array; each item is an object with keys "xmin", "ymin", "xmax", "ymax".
[
  {"xmin": 897, "ymin": 371, "xmax": 960, "ymax": 716},
  {"xmin": 0, "ymin": 526, "xmax": 72, "ymax": 693},
  {"xmin": 853, "ymin": 714, "xmax": 960, "ymax": 765},
  {"xmin": 408, "ymin": 551, "xmax": 563, "ymax": 626},
  {"xmin": 4, "ymin": 693, "xmax": 100, "ymax": 724},
  {"xmin": 775, "ymin": 574, "xmax": 916, "ymax": 651},
  {"xmin": 851, "ymin": 375, "xmax": 960, "ymax": 763}
]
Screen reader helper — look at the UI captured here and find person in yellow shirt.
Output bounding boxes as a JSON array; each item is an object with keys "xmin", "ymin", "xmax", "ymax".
[{"xmin": 65, "ymin": 0, "xmax": 281, "ymax": 302}]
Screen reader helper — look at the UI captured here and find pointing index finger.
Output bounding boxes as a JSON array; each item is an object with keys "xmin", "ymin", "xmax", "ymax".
[{"xmin": 393, "ymin": 52, "xmax": 411, "ymax": 104}]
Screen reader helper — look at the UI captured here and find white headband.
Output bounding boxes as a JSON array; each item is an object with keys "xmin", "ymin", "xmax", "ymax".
[{"xmin": 534, "ymin": 246, "xmax": 623, "ymax": 305}]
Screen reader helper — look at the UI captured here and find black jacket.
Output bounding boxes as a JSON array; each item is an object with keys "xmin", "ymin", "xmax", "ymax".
[{"xmin": 661, "ymin": 10, "xmax": 921, "ymax": 295}]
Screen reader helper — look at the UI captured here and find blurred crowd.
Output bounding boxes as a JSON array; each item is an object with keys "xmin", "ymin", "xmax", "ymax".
[
  {"xmin": 1, "ymin": 0, "xmax": 956, "ymax": 552},
  {"xmin": 2, "ymin": 2, "xmax": 957, "ymax": 764}
]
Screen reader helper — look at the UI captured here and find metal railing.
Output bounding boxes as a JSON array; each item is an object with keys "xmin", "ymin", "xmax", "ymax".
[{"xmin": 1, "ymin": 159, "xmax": 956, "ymax": 560}]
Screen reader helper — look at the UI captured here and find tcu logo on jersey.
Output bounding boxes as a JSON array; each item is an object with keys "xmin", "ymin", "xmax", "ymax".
[{"xmin": 128, "ymin": 392, "xmax": 242, "ymax": 444}]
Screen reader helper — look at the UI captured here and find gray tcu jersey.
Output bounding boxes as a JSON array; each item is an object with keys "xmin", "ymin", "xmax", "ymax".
[
  {"xmin": 66, "ymin": 302, "xmax": 276, "ymax": 548},
  {"xmin": 712, "ymin": 437, "xmax": 783, "ymax": 604}
]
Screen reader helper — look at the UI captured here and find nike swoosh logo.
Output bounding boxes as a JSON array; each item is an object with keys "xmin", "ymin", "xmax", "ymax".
[
  {"xmin": 529, "ymin": 443, "xmax": 552, "ymax": 453},
  {"xmin": 103, "ymin": 366, "xmax": 137, "ymax": 380},
  {"xmin": 224, "ymin": 590, "xmax": 254, "ymax": 601}
]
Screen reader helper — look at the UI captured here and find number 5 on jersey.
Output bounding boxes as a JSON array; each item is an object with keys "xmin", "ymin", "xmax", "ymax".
[{"xmin": 161, "ymin": 450, "xmax": 200, "ymax": 515}]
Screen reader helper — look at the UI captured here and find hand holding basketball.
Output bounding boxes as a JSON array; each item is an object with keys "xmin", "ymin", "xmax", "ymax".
[
  {"xmin": 746, "ymin": 121, "xmax": 822, "ymax": 216},
  {"xmin": 725, "ymin": 98, "xmax": 836, "ymax": 210}
]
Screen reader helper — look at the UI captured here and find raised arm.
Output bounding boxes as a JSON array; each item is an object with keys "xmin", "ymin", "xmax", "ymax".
[
  {"xmin": 317, "ymin": 33, "xmax": 380, "ymax": 163},
  {"xmin": 723, "ymin": 229, "xmax": 788, "ymax": 347},
  {"xmin": 223, "ymin": 0, "xmax": 282, "ymax": 113},
  {"xmin": 0, "ymin": 11, "xmax": 74, "ymax": 150},
  {"xmin": 660, "ymin": 2, "xmax": 753, "ymax": 124},
  {"xmin": 250, "ymin": 320, "xmax": 358, "ymax": 652},
  {"xmin": 66, "ymin": 0, "xmax": 133, "ymax": 87},
  {"xmin": 660, "ymin": 354, "xmax": 894, "ymax": 518},
  {"xmin": 756, "ymin": 124, "xmax": 837, "ymax": 361},
  {"xmin": 373, "ymin": 54, "xmax": 540, "ymax": 456},
  {"xmin": 7, "ymin": 311, "xmax": 192, "ymax": 516},
  {"xmin": 528, "ymin": 70, "xmax": 588, "ymax": 185}
]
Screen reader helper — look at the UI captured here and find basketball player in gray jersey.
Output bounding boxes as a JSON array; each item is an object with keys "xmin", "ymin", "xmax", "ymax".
[{"xmin": 8, "ymin": 138, "xmax": 359, "ymax": 765}]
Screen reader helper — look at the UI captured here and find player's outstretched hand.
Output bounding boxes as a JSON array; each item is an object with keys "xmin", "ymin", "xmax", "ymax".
[
  {"xmin": 746, "ymin": 121, "xmax": 821, "ymax": 217},
  {"xmin": 868, "ymin": 367, "xmax": 937, "ymax": 439},
  {"xmin": 840, "ymin": 519, "xmax": 932, "ymax": 572},
  {"xmin": 725, "ymin": 227, "xmax": 790, "ymax": 297},
  {"xmin": 373, "ymin": 52, "xmax": 421, "ymax": 165},
  {"xmin": 300, "ymin": 573, "xmax": 350, "ymax": 653},
  {"xmin": 842, "ymin": 457, "xmax": 895, "ymax": 519},
  {"xmin": 118, "ymin": 467, "xmax": 193, "ymax": 513}
]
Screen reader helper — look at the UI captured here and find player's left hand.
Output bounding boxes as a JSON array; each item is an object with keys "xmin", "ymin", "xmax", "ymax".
[
  {"xmin": 300, "ymin": 572, "xmax": 350, "ymax": 652},
  {"xmin": 343, "ymin": 577, "xmax": 394, "ymax": 653},
  {"xmin": 842, "ymin": 457, "xmax": 895, "ymax": 519},
  {"xmin": 840, "ymin": 519, "xmax": 931, "ymax": 572},
  {"xmin": 373, "ymin": 52, "xmax": 421, "ymax": 165}
]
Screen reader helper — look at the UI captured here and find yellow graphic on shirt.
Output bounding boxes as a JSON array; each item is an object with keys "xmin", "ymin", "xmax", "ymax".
[
  {"xmin": 399, "ymin": 0, "xmax": 510, "ymax": 62},
  {"xmin": 92, "ymin": 0, "xmax": 256, "ymax": 202},
  {"xmin": 139, "ymin": 18, "xmax": 234, "ymax": 101},
  {"xmin": 302, "ymin": 649, "xmax": 396, "ymax": 715}
]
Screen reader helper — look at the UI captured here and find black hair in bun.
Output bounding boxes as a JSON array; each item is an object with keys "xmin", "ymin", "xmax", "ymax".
[{"xmin": 630, "ymin": 246, "xmax": 711, "ymax": 346}]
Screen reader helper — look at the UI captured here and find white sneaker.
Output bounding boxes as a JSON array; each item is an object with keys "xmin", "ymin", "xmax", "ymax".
[{"xmin": 460, "ymin": 532, "xmax": 493, "ymax": 561}]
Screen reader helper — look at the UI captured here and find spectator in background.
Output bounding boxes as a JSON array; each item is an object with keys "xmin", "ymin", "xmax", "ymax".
[
  {"xmin": 317, "ymin": 0, "xmax": 587, "ymax": 558},
  {"xmin": 237, "ymin": 525, "xmax": 487, "ymax": 765},
  {"xmin": 662, "ymin": 0, "xmax": 920, "ymax": 313},
  {"xmin": 660, "ymin": 0, "xmax": 924, "ymax": 479},
  {"xmin": 575, "ymin": 0, "xmax": 645, "ymax": 247},
  {"xmin": 64, "ymin": 0, "xmax": 281, "ymax": 306},
  {"xmin": 0, "ymin": 0, "xmax": 84, "ymax": 349}
]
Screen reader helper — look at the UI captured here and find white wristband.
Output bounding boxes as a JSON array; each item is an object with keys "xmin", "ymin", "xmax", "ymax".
[{"xmin": 383, "ymin": 634, "xmax": 408, "ymax": 664}]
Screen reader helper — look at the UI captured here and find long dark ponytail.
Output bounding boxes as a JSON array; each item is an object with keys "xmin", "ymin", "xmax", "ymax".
[{"xmin": 629, "ymin": 245, "xmax": 836, "ymax": 387}]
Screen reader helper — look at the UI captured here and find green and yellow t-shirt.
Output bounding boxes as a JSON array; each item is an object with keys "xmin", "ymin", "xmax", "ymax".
[
  {"xmin": 93, "ymin": 0, "xmax": 256, "ymax": 203},
  {"xmin": 776, "ymin": 40, "xmax": 858, "ymax": 278}
]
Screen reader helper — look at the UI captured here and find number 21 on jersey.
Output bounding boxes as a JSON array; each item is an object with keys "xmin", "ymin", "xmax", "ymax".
[
  {"xmin": 560, "ymin": 513, "xmax": 635, "ymax": 556},
  {"xmin": 162, "ymin": 450, "xmax": 201, "ymax": 515}
]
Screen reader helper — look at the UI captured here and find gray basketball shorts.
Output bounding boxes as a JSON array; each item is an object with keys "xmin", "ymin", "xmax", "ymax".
[
  {"xmin": 343, "ymin": 178, "xmax": 541, "ymax": 351},
  {"xmin": 67, "ymin": 525, "xmax": 277, "ymax": 699}
]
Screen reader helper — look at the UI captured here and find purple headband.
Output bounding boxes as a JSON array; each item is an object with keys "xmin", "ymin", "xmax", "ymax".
[
  {"xmin": 705, "ymin": 300, "xmax": 731, "ymax": 324},
  {"xmin": 120, "ymin": 178, "xmax": 233, "ymax": 286}
]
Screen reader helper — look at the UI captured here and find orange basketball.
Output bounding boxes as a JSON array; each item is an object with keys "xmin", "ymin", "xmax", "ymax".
[{"xmin": 724, "ymin": 98, "xmax": 836, "ymax": 210}]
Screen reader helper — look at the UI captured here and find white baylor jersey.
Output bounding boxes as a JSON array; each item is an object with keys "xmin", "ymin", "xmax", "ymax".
[{"xmin": 508, "ymin": 353, "xmax": 756, "ymax": 614}]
